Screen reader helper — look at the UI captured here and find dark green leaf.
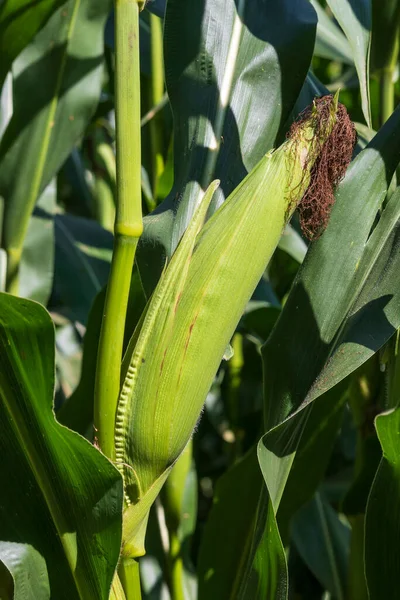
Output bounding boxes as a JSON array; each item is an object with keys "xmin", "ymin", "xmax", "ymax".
[
  {"xmin": 277, "ymin": 383, "xmax": 348, "ymax": 544},
  {"xmin": 198, "ymin": 448, "xmax": 286, "ymax": 600},
  {"xmin": 53, "ymin": 214, "xmax": 113, "ymax": 324},
  {"xmin": 365, "ymin": 406, "xmax": 400, "ymax": 598},
  {"xmin": 326, "ymin": 0, "xmax": 371, "ymax": 126},
  {"xmin": 138, "ymin": 0, "xmax": 317, "ymax": 293},
  {"xmin": 0, "ymin": 541, "xmax": 50, "ymax": 600},
  {"xmin": 0, "ymin": 293, "xmax": 123, "ymax": 599},
  {"xmin": 370, "ymin": 0, "xmax": 400, "ymax": 72},
  {"xmin": 291, "ymin": 493, "xmax": 350, "ymax": 599},
  {"xmin": 0, "ymin": 0, "xmax": 111, "ymax": 285},
  {"xmin": 20, "ymin": 180, "xmax": 56, "ymax": 306},
  {"xmin": 311, "ymin": 0, "xmax": 353, "ymax": 65},
  {"xmin": 0, "ymin": 0, "xmax": 65, "ymax": 88}
]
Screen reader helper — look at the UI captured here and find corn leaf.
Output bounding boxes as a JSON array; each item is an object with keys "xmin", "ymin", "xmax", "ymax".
[
  {"xmin": 370, "ymin": 0, "xmax": 400, "ymax": 72},
  {"xmin": 198, "ymin": 448, "xmax": 286, "ymax": 600},
  {"xmin": 325, "ymin": 0, "xmax": 372, "ymax": 126},
  {"xmin": 0, "ymin": 541, "xmax": 50, "ymax": 600},
  {"xmin": 0, "ymin": 0, "xmax": 111, "ymax": 285},
  {"xmin": 138, "ymin": 0, "xmax": 317, "ymax": 293},
  {"xmin": 311, "ymin": 0, "xmax": 353, "ymax": 65},
  {"xmin": 53, "ymin": 214, "xmax": 113, "ymax": 324},
  {"xmin": 19, "ymin": 180, "xmax": 56, "ymax": 306},
  {"xmin": 365, "ymin": 403, "xmax": 400, "ymax": 598},
  {"xmin": 0, "ymin": 293, "xmax": 123, "ymax": 599},
  {"xmin": 0, "ymin": 0, "xmax": 65, "ymax": 88},
  {"xmin": 259, "ymin": 104, "xmax": 400, "ymax": 507},
  {"xmin": 252, "ymin": 101, "xmax": 400, "ymax": 600},
  {"xmin": 291, "ymin": 493, "xmax": 350, "ymax": 599}
]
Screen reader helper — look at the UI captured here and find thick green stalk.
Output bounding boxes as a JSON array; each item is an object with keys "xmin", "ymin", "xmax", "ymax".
[
  {"xmin": 94, "ymin": 0, "xmax": 143, "ymax": 460},
  {"xmin": 118, "ymin": 558, "xmax": 142, "ymax": 600}
]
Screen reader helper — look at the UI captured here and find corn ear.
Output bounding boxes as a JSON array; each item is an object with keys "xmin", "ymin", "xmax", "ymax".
[{"xmin": 117, "ymin": 95, "xmax": 340, "ymax": 557}]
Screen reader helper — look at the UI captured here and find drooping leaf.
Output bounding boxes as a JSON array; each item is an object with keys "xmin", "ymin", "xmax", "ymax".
[
  {"xmin": 0, "ymin": 293, "xmax": 123, "ymax": 599},
  {"xmin": 198, "ymin": 448, "xmax": 286, "ymax": 600},
  {"xmin": 247, "ymin": 105, "xmax": 400, "ymax": 600},
  {"xmin": 0, "ymin": 541, "xmax": 50, "ymax": 600},
  {"xmin": 277, "ymin": 382, "xmax": 348, "ymax": 544},
  {"xmin": 259, "ymin": 106, "xmax": 400, "ymax": 511}
]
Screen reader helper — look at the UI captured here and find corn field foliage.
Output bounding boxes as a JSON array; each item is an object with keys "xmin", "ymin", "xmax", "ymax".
[{"xmin": 0, "ymin": 0, "xmax": 400, "ymax": 599}]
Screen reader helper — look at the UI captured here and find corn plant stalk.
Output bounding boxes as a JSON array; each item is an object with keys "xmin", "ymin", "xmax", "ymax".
[
  {"xmin": 117, "ymin": 95, "xmax": 340, "ymax": 557},
  {"xmin": 94, "ymin": 0, "xmax": 143, "ymax": 463},
  {"xmin": 94, "ymin": 1, "xmax": 143, "ymax": 597}
]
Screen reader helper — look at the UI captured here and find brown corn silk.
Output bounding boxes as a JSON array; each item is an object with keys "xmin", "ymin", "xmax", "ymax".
[{"xmin": 287, "ymin": 95, "xmax": 357, "ymax": 240}]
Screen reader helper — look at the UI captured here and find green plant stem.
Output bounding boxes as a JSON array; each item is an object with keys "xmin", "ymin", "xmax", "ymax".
[
  {"xmin": 379, "ymin": 68, "xmax": 395, "ymax": 126},
  {"xmin": 94, "ymin": 0, "xmax": 143, "ymax": 460},
  {"xmin": 149, "ymin": 12, "xmax": 164, "ymax": 203},
  {"xmin": 169, "ymin": 531, "xmax": 184, "ymax": 600},
  {"xmin": 118, "ymin": 558, "xmax": 142, "ymax": 600}
]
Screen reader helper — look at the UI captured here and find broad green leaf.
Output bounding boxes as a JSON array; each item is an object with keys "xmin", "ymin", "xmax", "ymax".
[
  {"xmin": 251, "ymin": 106, "xmax": 400, "ymax": 600},
  {"xmin": 277, "ymin": 382, "xmax": 348, "ymax": 544},
  {"xmin": 0, "ymin": 0, "xmax": 111, "ymax": 289},
  {"xmin": 325, "ymin": 0, "xmax": 372, "ymax": 126},
  {"xmin": 365, "ymin": 405, "xmax": 400, "ymax": 598},
  {"xmin": 0, "ymin": 0, "xmax": 65, "ymax": 88},
  {"xmin": 0, "ymin": 541, "xmax": 50, "ymax": 600},
  {"xmin": 311, "ymin": 0, "xmax": 353, "ymax": 64},
  {"xmin": 19, "ymin": 180, "xmax": 56, "ymax": 306},
  {"xmin": 291, "ymin": 493, "xmax": 350, "ymax": 599},
  {"xmin": 198, "ymin": 449, "xmax": 286, "ymax": 600},
  {"xmin": 61, "ymin": 148, "xmax": 94, "ymax": 217},
  {"xmin": 138, "ymin": 0, "xmax": 317, "ymax": 293},
  {"xmin": 53, "ymin": 214, "xmax": 113, "ymax": 324},
  {"xmin": 0, "ymin": 293, "xmax": 123, "ymax": 599},
  {"xmin": 260, "ymin": 105, "xmax": 400, "ymax": 491}
]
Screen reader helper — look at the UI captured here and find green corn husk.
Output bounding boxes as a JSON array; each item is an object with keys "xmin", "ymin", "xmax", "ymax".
[{"xmin": 117, "ymin": 94, "xmax": 340, "ymax": 557}]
